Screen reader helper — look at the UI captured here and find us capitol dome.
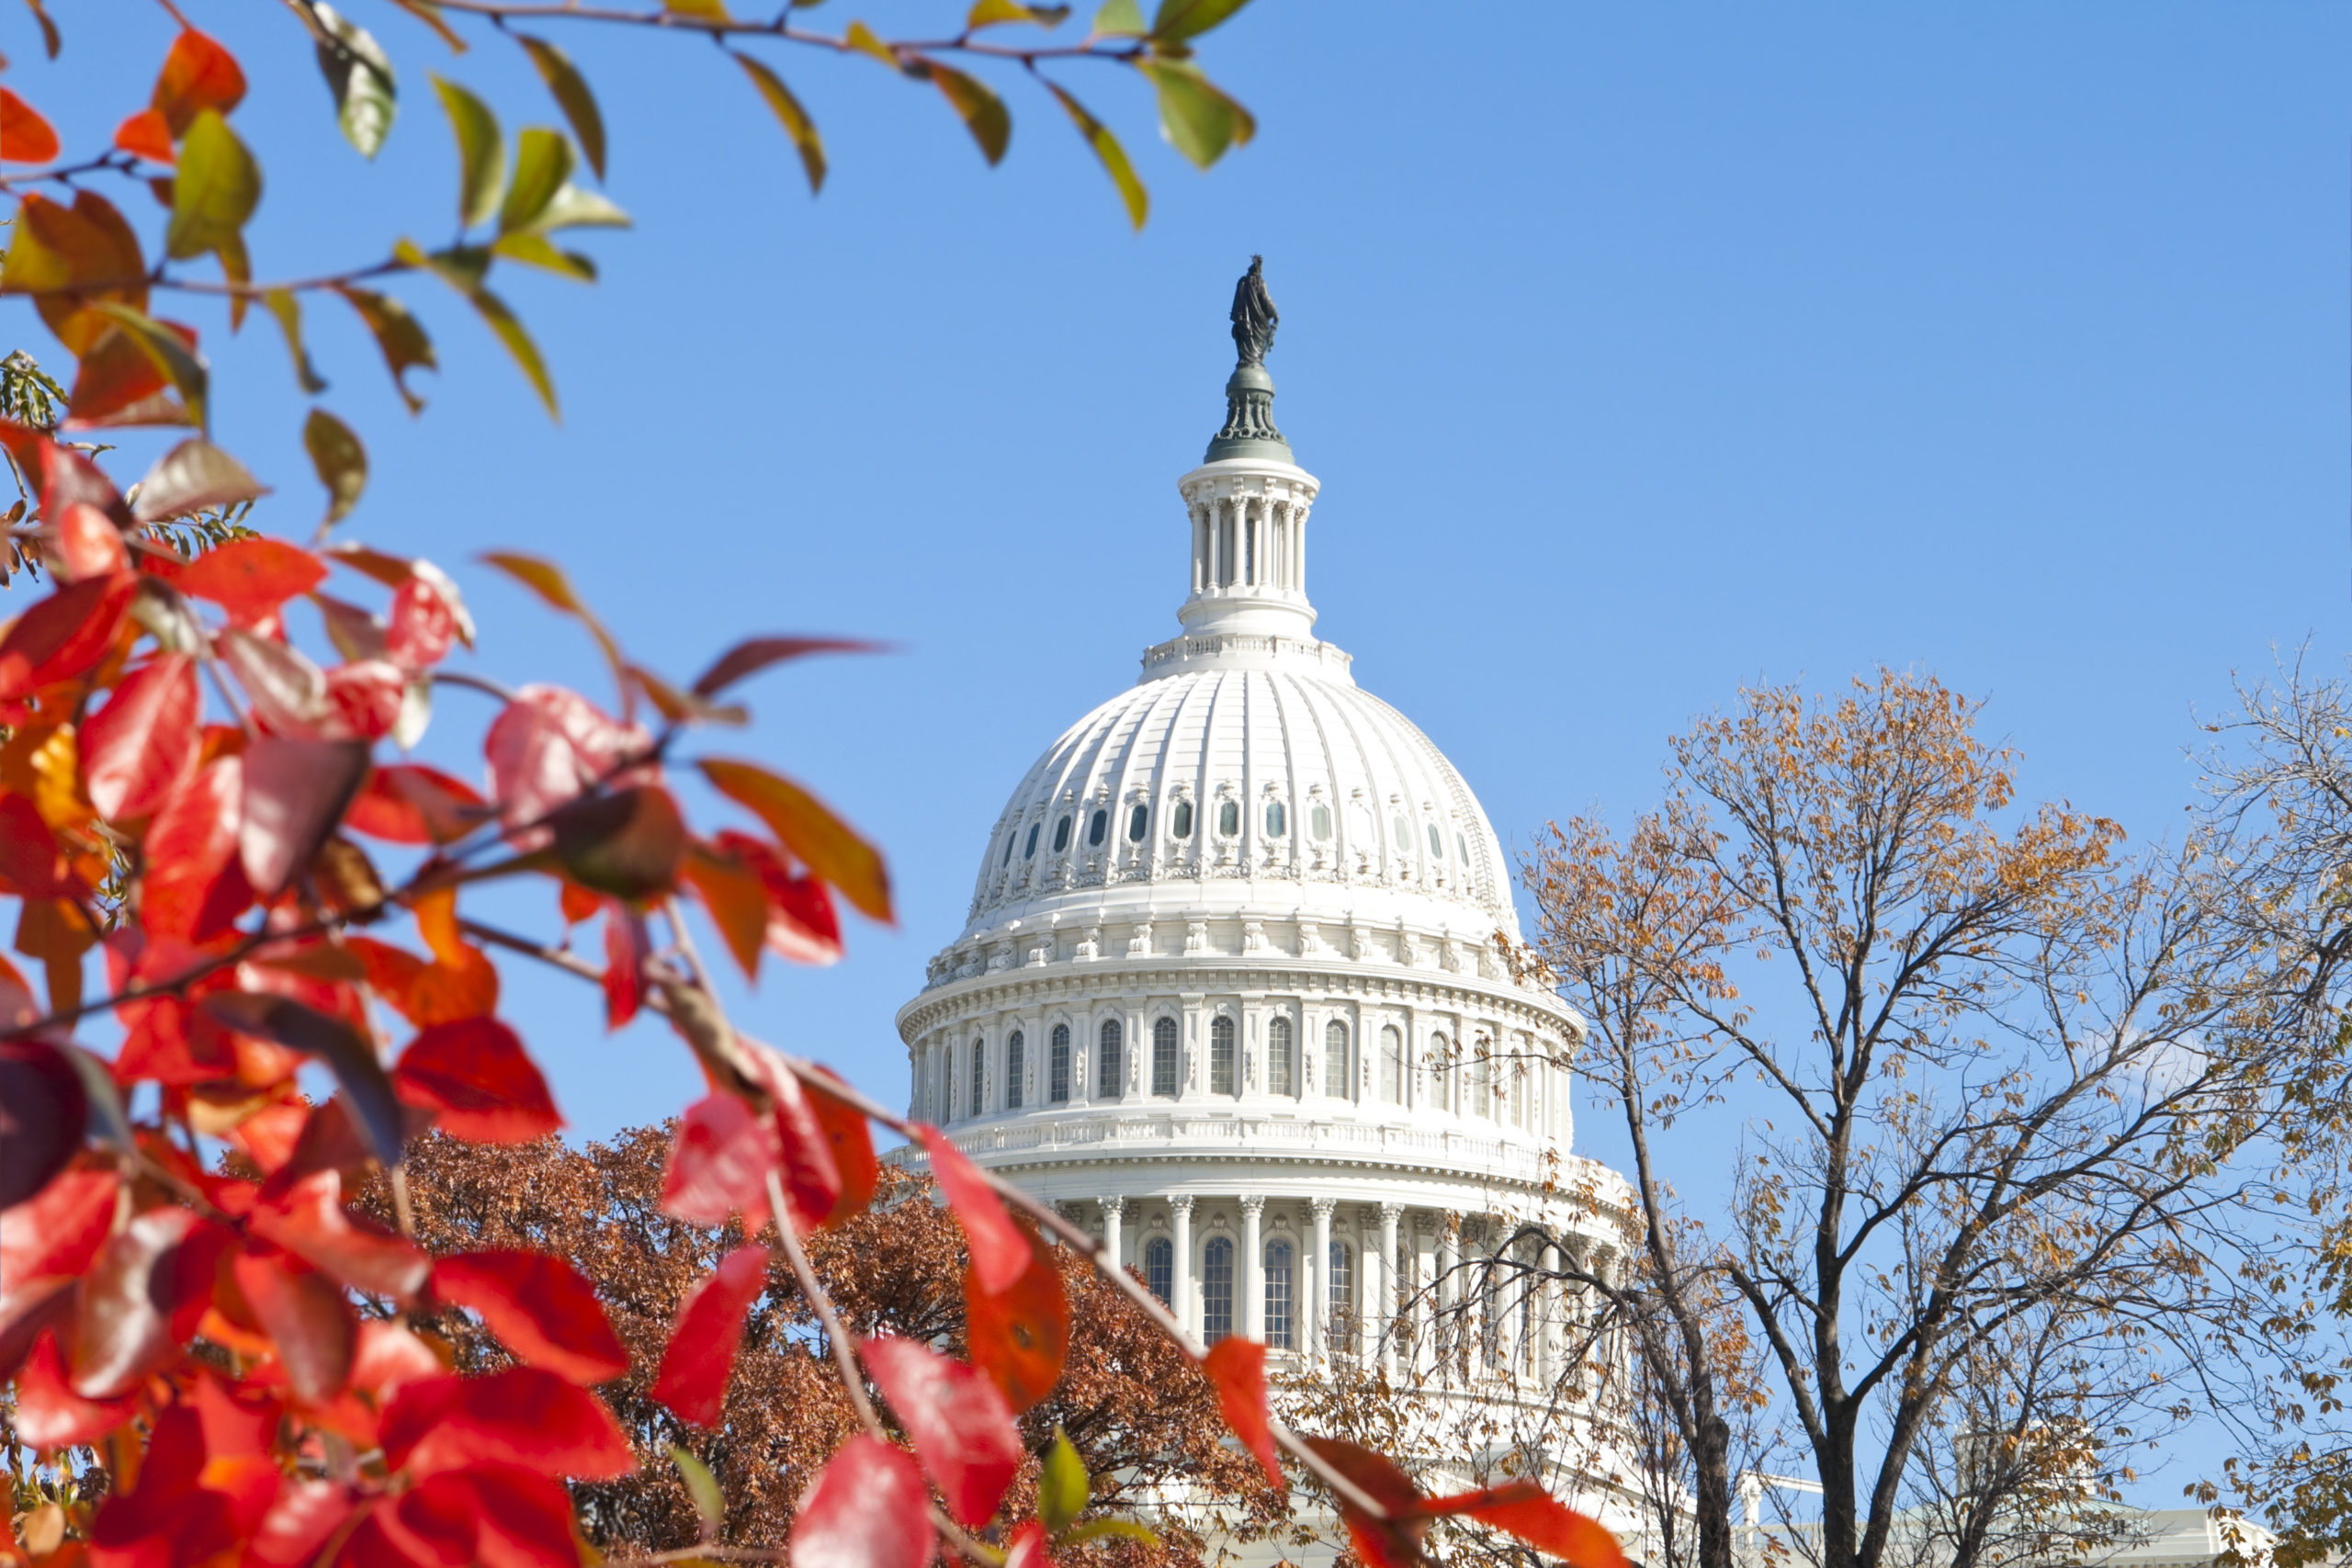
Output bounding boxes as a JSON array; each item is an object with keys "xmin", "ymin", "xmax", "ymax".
[{"xmin": 897, "ymin": 265, "xmax": 1638, "ymax": 1486}]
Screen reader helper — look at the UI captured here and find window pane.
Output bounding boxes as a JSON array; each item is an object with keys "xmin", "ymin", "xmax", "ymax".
[
  {"xmin": 1099, "ymin": 1020, "xmax": 1124, "ymax": 1099},
  {"xmin": 970, "ymin": 1040, "xmax": 986, "ymax": 1116},
  {"xmin": 1127, "ymin": 804, "xmax": 1149, "ymax": 841},
  {"xmin": 1088, "ymin": 809, "xmax": 1107, "ymax": 847},
  {"xmin": 1428, "ymin": 823, "xmax": 1443, "ymax": 858},
  {"xmin": 1381, "ymin": 1025, "xmax": 1403, "ymax": 1104},
  {"xmin": 1203, "ymin": 1236, "xmax": 1234, "ymax": 1343},
  {"xmin": 1006, "ymin": 1032, "xmax": 1024, "ymax": 1111},
  {"xmin": 1210, "ymin": 1016, "xmax": 1237, "ymax": 1096},
  {"xmin": 1311, "ymin": 803, "xmax": 1332, "ymax": 840},
  {"xmin": 1001, "ymin": 833, "xmax": 1015, "ymax": 866},
  {"xmin": 1172, "ymin": 799, "xmax": 1193, "ymax": 839},
  {"xmin": 1152, "ymin": 1017, "xmax": 1179, "ymax": 1097},
  {"xmin": 1052, "ymin": 815, "xmax": 1072, "ymax": 852},
  {"xmin": 1393, "ymin": 814, "xmax": 1411, "ymax": 849},
  {"xmin": 1329, "ymin": 1242, "xmax": 1354, "ymax": 1354},
  {"xmin": 1265, "ymin": 801, "xmax": 1286, "ymax": 837},
  {"xmin": 1023, "ymin": 824, "xmax": 1039, "ymax": 859},
  {"xmin": 1145, "ymin": 1236, "xmax": 1173, "ymax": 1305},
  {"xmin": 1265, "ymin": 1239, "xmax": 1294, "ymax": 1350},
  {"xmin": 1325, "ymin": 1021, "xmax": 1350, "ymax": 1100},
  {"xmin": 1218, "ymin": 800, "xmax": 1239, "ymax": 837},
  {"xmin": 1049, "ymin": 1024, "xmax": 1070, "ymax": 1103},
  {"xmin": 1268, "ymin": 1017, "xmax": 1294, "ymax": 1097}
]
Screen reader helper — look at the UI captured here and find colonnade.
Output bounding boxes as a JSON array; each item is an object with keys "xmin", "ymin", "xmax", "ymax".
[{"xmin": 1191, "ymin": 493, "xmax": 1306, "ymax": 596}]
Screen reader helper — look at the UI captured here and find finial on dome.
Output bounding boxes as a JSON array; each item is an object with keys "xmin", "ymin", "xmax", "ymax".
[{"xmin": 1205, "ymin": 255, "xmax": 1291, "ymax": 463}]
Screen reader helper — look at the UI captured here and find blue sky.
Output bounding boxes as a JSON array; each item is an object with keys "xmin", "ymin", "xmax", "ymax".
[{"xmin": 18, "ymin": 2, "xmax": 2351, "ymax": 1163}]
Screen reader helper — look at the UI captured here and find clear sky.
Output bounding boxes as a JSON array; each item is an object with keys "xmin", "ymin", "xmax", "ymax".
[{"xmin": 20, "ymin": 3, "xmax": 2352, "ymax": 1163}]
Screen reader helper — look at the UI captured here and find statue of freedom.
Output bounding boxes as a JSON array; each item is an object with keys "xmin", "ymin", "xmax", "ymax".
[{"xmin": 1229, "ymin": 254, "xmax": 1278, "ymax": 367}]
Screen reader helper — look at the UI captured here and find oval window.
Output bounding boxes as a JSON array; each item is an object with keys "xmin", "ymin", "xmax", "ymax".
[
  {"xmin": 1023, "ymin": 823, "xmax": 1040, "ymax": 859},
  {"xmin": 1052, "ymin": 815, "xmax": 1072, "ymax": 852},
  {"xmin": 1128, "ymin": 804, "xmax": 1149, "ymax": 841},
  {"xmin": 1088, "ymin": 809, "xmax": 1108, "ymax": 847},
  {"xmin": 1311, "ymin": 803, "xmax": 1332, "ymax": 840},
  {"xmin": 1457, "ymin": 831, "xmax": 1469, "ymax": 863},
  {"xmin": 1428, "ymin": 823, "xmax": 1443, "ymax": 858},
  {"xmin": 1001, "ymin": 832, "xmax": 1016, "ymax": 867},
  {"xmin": 1218, "ymin": 800, "xmax": 1240, "ymax": 837},
  {"xmin": 1393, "ymin": 815, "xmax": 1412, "ymax": 850},
  {"xmin": 1265, "ymin": 801, "xmax": 1286, "ymax": 837},
  {"xmin": 1172, "ymin": 799, "xmax": 1193, "ymax": 839}
]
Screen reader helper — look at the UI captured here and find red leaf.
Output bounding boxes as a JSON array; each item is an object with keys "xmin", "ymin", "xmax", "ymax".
[
  {"xmin": 861, "ymin": 1336, "xmax": 1021, "ymax": 1529},
  {"xmin": 73, "ymin": 1206, "xmax": 228, "ymax": 1397},
  {"xmin": 251, "ymin": 1170, "xmax": 431, "ymax": 1303},
  {"xmin": 432, "ymin": 1249, "xmax": 629, "ymax": 1385},
  {"xmin": 917, "ymin": 1123, "xmax": 1027, "ymax": 1294},
  {"xmin": 220, "ymin": 628, "xmax": 329, "ymax": 735},
  {"xmin": 83, "ymin": 653, "xmax": 199, "ymax": 822},
  {"xmin": 0, "ymin": 570, "xmax": 135, "ymax": 699},
  {"xmin": 141, "ymin": 757, "xmax": 253, "ymax": 942},
  {"xmin": 0, "ymin": 88, "xmax": 61, "ymax": 164},
  {"xmin": 387, "ymin": 577, "xmax": 458, "ymax": 670},
  {"xmin": 483, "ymin": 685, "xmax": 648, "ymax": 838},
  {"xmin": 350, "ymin": 1318, "xmax": 447, "ymax": 1403},
  {"xmin": 1300, "ymin": 1437, "xmax": 1426, "ymax": 1568},
  {"xmin": 232, "ymin": 1247, "xmax": 356, "ymax": 1404},
  {"xmin": 689, "ymin": 636, "xmax": 877, "ymax": 698},
  {"xmin": 346, "ymin": 936, "xmax": 499, "ymax": 1028},
  {"xmin": 1002, "ymin": 1521, "xmax": 1051, "ymax": 1568},
  {"xmin": 1423, "ymin": 1483, "xmax": 1630, "ymax": 1568},
  {"xmin": 748, "ymin": 1048, "xmax": 842, "ymax": 1235},
  {"xmin": 246, "ymin": 1481, "xmax": 357, "ymax": 1568},
  {"xmin": 962, "ymin": 1224, "xmax": 1069, "ymax": 1416},
  {"xmin": 56, "ymin": 501, "xmax": 130, "ymax": 580},
  {"xmin": 601, "ymin": 901, "xmax": 643, "ymax": 1030},
  {"xmin": 382, "ymin": 1367, "xmax": 636, "ymax": 1481},
  {"xmin": 394, "ymin": 1464, "xmax": 580, "ymax": 1568},
  {"xmin": 113, "ymin": 107, "xmax": 175, "ymax": 164},
  {"xmin": 1202, "ymin": 1336, "xmax": 1283, "ymax": 1489},
  {"xmin": 391, "ymin": 1018, "xmax": 561, "ymax": 1144},
  {"xmin": 806, "ymin": 1068, "xmax": 878, "ymax": 1229},
  {"xmin": 13, "ymin": 1330, "xmax": 139, "ymax": 1447},
  {"xmin": 0, "ymin": 793, "xmax": 76, "ymax": 899},
  {"xmin": 153, "ymin": 28, "xmax": 248, "ymax": 133},
  {"xmin": 681, "ymin": 839, "xmax": 767, "ymax": 982},
  {"xmin": 240, "ymin": 736, "xmax": 370, "ymax": 896},
  {"xmin": 790, "ymin": 1436, "xmax": 934, "ymax": 1568},
  {"xmin": 345, "ymin": 763, "xmax": 486, "ymax": 845},
  {"xmin": 0, "ymin": 1040, "xmax": 86, "ymax": 1209},
  {"xmin": 2, "ymin": 1167, "xmax": 119, "ymax": 1282},
  {"xmin": 322, "ymin": 660, "xmax": 409, "ymax": 741},
  {"xmin": 660, "ymin": 1092, "xmax": 776, "ymax": 1226},
  {"xmin": 714, "ymin": 830, "xmax": 842, "ymax": 966},
  {"xmin": 177, "ymin": 538, "xmax": 326, "ymax": 620},
  {"xmin": 650, "ymin": 1244, "xmax": 769, "ymax": 1428}
]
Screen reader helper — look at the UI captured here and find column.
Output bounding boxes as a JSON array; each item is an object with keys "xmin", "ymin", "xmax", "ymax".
[
  {"xmin": 1192, "ymin": 507, "xmax": 1206, "ymax": 593},
  {"xmin": 1412, "ymin": 1218, "xmax": 1439, "ymax": 1379},
  {"xmin": 1308, "ymin": 1197, "xmax": 1335, "ymax": 1362},
  {"xmin": 1491, "ymin": 1224, "xmax": 1519, "ymax": 1381},
  {"xmin": 1539, "ymin": 1238, "xmax": 1563, "ymax": 1390},
  {"xmin": 1437, "ymin": 1217, "xmax": 1461, "ymax": 1385},
  {"xmin": 1379, "ymin": 1203, "xmax": 1403, "ymax": 1378},
  {"xmin": 1170, "ymin": 1195, "xmax": 1195, "ymax": 1338},
  {"xmin": 1101, "ymin": 1196, "xmax": 1125, "ymax": 1276},
  {"xmin": 1241, "ymin": 1196, "xmax": 1265, "ymax": 1340}
]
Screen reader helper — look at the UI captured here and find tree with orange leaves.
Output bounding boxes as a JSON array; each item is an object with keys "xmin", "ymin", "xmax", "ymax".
[{"xmin": 1499, "ymin": 671, "xmax": 2306, "ymax": 1568}]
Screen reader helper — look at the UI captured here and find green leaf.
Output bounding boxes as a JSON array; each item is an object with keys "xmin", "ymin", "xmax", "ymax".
[
  {"xmin": 967, "ymin": 0, "xmax": 1068, "ymax": 26},
  {"xmin": 665, "ymin": 0, "xmax": 729, "ymax": 16},
  {"xmin": 670, "ymin": 1448, "xmax": 726, "ymax": 1540},
  {"xmin": 401, "ymin": 239, "xmax": 556, "ymax": 417},
  {"xmin": 491, "ymin": 231, "xmax": 595, "ymax": 281},
  {"xmin": 262, "ymin": 289, "xmax": 328, "ymax": 394},
  {"xmin": 1091, "ymin": 0, "xmax": 1144, "ymax": 34},
  {"xmin": 1057, "ymin": 1519, "xmax": 1159, "ymax": 1549},
  {"xmin": 166, "ymin": 110, "xmax": 262, "ymax": 262},
  {"xmin": 524, "ymin": 182, "xmax": 629, "ymax": 234},
  {"xmin": 89, "ymin": 303, "xmax": 209, "ymax": 433},
  {"xmin": 499, "ymin": 127, "xmax": 573, "ymax": 234},
  {"xmin": 734, "ymin": 53, "xmax": 827, "ymax": 195},
  {"xmin": 217, "ymin": 231, "xmax": 253, "ymax": 330},
  {"xmin": 1040, "ymin": 1427, "xmax": 1088, "ymax": 1538},
  {"xmin": 303, "ymin": 408, "xmax": 368, "ymax": 526},
  {"xmin": 517, "ymin": 35, "xmax": 606, "ymax": 180},
  {"xmin": 334, "ymin": 284, "xmax": 436, "ymax": 412},
  {"xmin": 918, "ymin": 59, "xmax": 1010, "ymax": 164},
  {"xmin": 311, "ymin": 1, "xmax": 399, "ymax": 159},
  {"xmin": 842, "ymin": 20, "xmax": 899, "ymax": 65},
  {"xmin": 1136, "ymin": 58, "xmax": 1252, "ymax": 169},
  {"xmin": 1042, "ymin": 81, "xmax": 1145, "ymax": 229},
  {"xmin": 431, "ymin": 74, "xmax": 504, "ymax": 229},
  {"xmin": 1149, "ymin": 0, "xmax": 1248, "ymax": 41}
]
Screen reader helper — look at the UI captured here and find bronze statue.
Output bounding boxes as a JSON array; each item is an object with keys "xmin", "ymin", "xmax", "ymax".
[{"xmin": 1229, "ymin": 254, "xmax": 1278, "ymax": 367}]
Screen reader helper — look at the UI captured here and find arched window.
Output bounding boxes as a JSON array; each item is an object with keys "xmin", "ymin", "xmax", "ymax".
[
  {"xmin": 1380, "ymin": 1025, "xmax": 1404, "ymax": 1105},
  {"xmin": 1210, "ymin": 1016, "xmax": 1237, "ymax": 1096},
  {"xmin": 1203, "ymin": 1235, "xmax": 1235, "ymax": 1343},
  {"xmin": 1324, "ymin": 1021, "xmax": 1351, "ymax": 1100},
  {"xmin": 1023, "ymin": 823, "xmax": 1040, "ymax": 860},
  {"xmin": 1428, "ymin": 822, "xmax": 1444, "ymax": 858},
  {"xmin": 1098, "ymin": 1020, "xmax": 1124, "ymax": 1099},
  {"xmin": 1005, "ymin": 1031, "xmax": 1024, "ymax": 1111},
  {"xmin": 1052, "ymin": 815, "xmax": 1072, "ymax": 853},
  {"xmin": 1265, "ymin": 1239, "xmax": 1295, "ymax": 1350},
  {"xmin": 969, "ymin": 1038, "xmax": 986, "ymax": 1117},
  {"xmin": 1329, "ymin": 1241, "xmax": 1355, "ymax": 1354},
  {"xmin": 1087, "ymin": 809, "xmax": 1108, "ymax": 847},
  {"xmin": 1217, "ymin": 800, "xmax": 1239, "ymax": 837},
  {"xmin": 1265, "ymin": 801, "xmax": 1286, "ymax": 838},
  {"xmin": 1171, "ymin": 799, "xmax": 1193, "ymax": 839},
  {"xmin": 1311, "ymin": 802, "xmax": 1332, "ymax": 840},
  {"xmin": 1430, "ymin": 1033, "xmax": 1450, "ymax": 1113},
  {"xmin": 1143, "ymin": 1235, "xmax": 1173, "ymax": 1305},
  {"xmin": 1151, "ymin": 1017, "xmax": 1179, "ymax": 1098},
  {"xmin": 1471, "ymin": 1045, "xmax": 1492, "ymax": 1121},
  {"xmin": 1127, "ymin": 804, "xmax": 1148, "ymax": 841},
  {"xmin": 1268, "ymin": 1017, "xmax": 1294, "ymax": 1097},
  {"xmin": 1049, "ymin": 1024, "xmax": 1071, "ymax": 1103}
]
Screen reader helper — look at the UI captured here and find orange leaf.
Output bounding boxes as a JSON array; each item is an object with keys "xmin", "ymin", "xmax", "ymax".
[
  {"xmin": 698, "ymin": 758, "xmax": 892, "ymax": 923},
  {"xmin": 962, "ymin": 1222, "xmax": 1069, "ymax": 1415},
  {"xmin": 153, "ymin": 29, "xmax": 248, "ymax": 136},
  {"xmin": 0, "ymin": 89, "xmax": 61, "ymax": 164},
  {"xmin": 1202, "ymin": 1337, "xmax": 1282, "ymax": 1488},
  {"xmin": 804, "ymin": 1067, "xmax": 878, "ymax": 1229},
  {"xmin": 918, "ymin": 1123, "xmax": 1028, "ymax": 1293},
  {"xmin": 1423, "ymin": 1483, "xmax": 1630, "ymax": 1568},
  {"xmin": 681, "ymin": 838, "xmax": 767, "ymax": 981},
  {"xmin": 113, "ymin": 107, "xmax": 175, "ymax": 165},
  {"xmin": 1301, "ymin": 1437, "xmax": 1426, "ymax": 1568}
]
